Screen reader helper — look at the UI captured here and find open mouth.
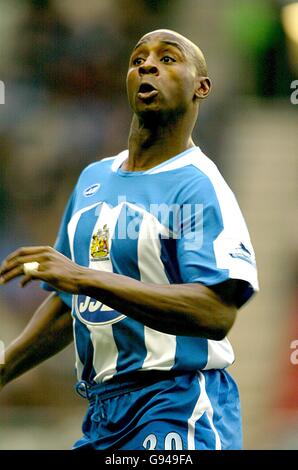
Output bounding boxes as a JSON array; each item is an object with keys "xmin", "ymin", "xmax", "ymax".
[{"xmin": 137, "ymin": 83, "xmax": 158, "ymax": 101}]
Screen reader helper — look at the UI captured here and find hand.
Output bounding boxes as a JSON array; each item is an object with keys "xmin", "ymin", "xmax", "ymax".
[{"xmin": 0, "ymin": 246, "xmax": 86, "ymax": 294}]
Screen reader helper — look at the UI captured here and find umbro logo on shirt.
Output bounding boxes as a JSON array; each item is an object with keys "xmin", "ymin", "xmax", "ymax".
[{"xmin": 83, "ymin": 183, "xmax": 101, "ymax": 197}]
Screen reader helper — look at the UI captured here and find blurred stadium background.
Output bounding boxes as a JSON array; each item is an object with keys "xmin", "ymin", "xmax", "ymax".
[{"xmin": 0, "ymin": 0, "xmax": 297, "ymax": 450}]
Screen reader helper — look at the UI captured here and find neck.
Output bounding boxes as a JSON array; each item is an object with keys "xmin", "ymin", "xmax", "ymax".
[{"xmin": 124, "ymin": 111, "xmax": 197, "ymax": 171}]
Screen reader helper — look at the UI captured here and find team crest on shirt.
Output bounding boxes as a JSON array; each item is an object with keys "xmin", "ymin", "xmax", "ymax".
[{"xmin": 90, "ymin": 224, "xmax": 110, "ymax": 261}]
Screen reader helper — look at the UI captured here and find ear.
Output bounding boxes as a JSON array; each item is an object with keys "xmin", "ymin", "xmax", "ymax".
[{"xmin": 194, "ymin": 77, "xmax": 212, "ymax": 100}]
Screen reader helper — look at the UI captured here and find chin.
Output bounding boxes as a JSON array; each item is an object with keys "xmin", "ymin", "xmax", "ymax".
[{"xmin": 135, "ymin": 103, "xmax": 161, "ymax": 117}]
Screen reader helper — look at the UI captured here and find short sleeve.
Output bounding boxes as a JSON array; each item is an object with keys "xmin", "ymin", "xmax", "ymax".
[
  {"xmin": 176, "ymin": 174, "xmax": 259, "ymax": 308},
  {"xmin": 40, "ymin": 190, "xmax": 76, "ymax": 308}
]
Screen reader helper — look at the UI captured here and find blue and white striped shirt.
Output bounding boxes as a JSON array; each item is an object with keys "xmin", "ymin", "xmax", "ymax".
[{"xmin": 43, "ymin": 147, "xmax": 258, "ymax": 384}]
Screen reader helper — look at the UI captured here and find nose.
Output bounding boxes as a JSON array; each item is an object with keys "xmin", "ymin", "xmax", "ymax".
[{"xmin": 138, "ymin": 57, "xmax": 159, "ymax": 76}]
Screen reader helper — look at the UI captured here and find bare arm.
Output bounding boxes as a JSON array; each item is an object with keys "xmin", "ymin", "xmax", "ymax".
[
  {"xmin": 0, "ymin": 246, "xmax": 237, "ymax": 341},
  {"xmin": 0, "ymin": 292, "xmax": 73, "ymax": 389},
  {"xmin": 79, "ymin": 270, "xmax": 236, "ymax": 339}
]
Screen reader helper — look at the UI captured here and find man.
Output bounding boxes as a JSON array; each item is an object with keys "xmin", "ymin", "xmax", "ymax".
[{"xmin": 0, "ymin": 29, "xmax": 258, "ymax": 450}]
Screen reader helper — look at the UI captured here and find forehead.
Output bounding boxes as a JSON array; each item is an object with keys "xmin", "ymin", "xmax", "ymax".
[{"xmin": 133, "ymin": 31, "xmax": 188, "ymax": 54}]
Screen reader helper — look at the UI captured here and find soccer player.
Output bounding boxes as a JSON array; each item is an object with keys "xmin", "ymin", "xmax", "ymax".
[{"xmin": 0, "ymin": 29, "xmax": 258, "ymax": 450}]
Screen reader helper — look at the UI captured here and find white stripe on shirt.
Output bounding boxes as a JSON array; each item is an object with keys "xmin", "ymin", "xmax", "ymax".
[{"xmin": 187, "ymin": 371, "xmax": 221, "ymax": 450}]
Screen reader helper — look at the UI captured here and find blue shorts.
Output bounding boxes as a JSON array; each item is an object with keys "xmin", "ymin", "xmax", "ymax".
[{"xmin": 73, "ymin": 369, "xmax": 242, "ymax": 450}]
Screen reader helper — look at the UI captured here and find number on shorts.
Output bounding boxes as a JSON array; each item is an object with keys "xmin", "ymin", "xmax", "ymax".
[
  {"xmin": 165, "ymin": 432, "xmax": 183, "ymax": 450},
  {"xmin": 143, "ymin": 433, "xmax": 157, "ymax": 450},
  {"xmin": 142, "ymin": 432, "xmax": 183, "ymax": 450}
]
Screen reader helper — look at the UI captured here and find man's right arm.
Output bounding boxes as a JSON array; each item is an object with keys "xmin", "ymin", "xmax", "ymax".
[{"xmin": 0, "ymin": 293, "xmax": 73, "ymax": 390}]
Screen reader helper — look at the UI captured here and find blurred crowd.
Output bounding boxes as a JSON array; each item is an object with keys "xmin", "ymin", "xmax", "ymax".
[
  {"xmin": 0, "ymin": 0, "xmax": 297, "ymax": 449},
  {"xmin": 0, "ymin": 0, "xmax": 183, "ymax": 311},
  {"xmin": 0, "ymin": 0, "xmax": 295, "ymax": 251}
]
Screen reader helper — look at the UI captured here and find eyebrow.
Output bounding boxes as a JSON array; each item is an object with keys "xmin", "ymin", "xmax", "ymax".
[{"xmin": 133, "ymin": 39, "xmax": 186, "ymax": 56}]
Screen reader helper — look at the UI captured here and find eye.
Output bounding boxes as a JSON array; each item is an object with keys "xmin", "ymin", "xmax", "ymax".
[
  {"xmin": 161, "ymin": 56, "xmax": 176, "ymax": 63},
  {"xmin": 133, "ymin": 57, "xmax": 145, "ymax": 65}
]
